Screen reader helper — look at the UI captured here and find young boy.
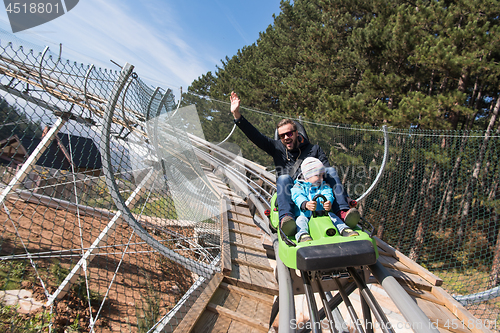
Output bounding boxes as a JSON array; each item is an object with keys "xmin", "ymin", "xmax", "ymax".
[{"xmin": 291, "ymin": 157, "xmax": 359, "ymax": 242}]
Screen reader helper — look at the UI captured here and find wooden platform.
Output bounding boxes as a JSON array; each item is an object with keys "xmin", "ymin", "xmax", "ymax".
[{"xmin": 173, "ymin": 170, "xmax": 278, "ymax": 333}]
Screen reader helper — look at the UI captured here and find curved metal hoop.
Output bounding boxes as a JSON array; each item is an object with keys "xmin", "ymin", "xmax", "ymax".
[
  {"xmin": 38, "ymin": 44, "xmax": 62, "ymax": 92},
  {"xmin": 120, "ymin": 73, "xmax": 137, "ymax": 132},
  {"xmin": 83, "ymin": 64, "xmax": 94, "ymax": 115},
  {"xmin": 355, "ymin": 125, "xmax": 389, "ymax": 202},
  {"xmin": 99, "ymin": 68, "xmax": 215, "ymax": 278}
]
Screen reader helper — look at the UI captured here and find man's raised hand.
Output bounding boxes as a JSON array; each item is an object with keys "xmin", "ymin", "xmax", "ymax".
[{"xmin": 230, "ymin": 91, "xmax": 241, "ymax": 119}]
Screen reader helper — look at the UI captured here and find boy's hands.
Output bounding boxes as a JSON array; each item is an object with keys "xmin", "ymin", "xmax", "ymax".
[
  {"xmin": 305, "ymin": 201, "xmax": 317, "ymax": 211},
  {"xmin": 305, "ymin": 200, "xmax": 332, "ymax": 211}
]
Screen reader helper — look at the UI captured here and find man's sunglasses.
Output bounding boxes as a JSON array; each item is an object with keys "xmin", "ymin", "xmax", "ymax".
[{"xmin": 278, "ymin": 130, "xmax": 297, "ymax": 140}]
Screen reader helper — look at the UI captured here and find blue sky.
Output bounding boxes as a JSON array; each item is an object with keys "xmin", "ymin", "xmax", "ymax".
[{"xmin": 0, "ymin": 0, "xmax": 282, "ymax": 90}]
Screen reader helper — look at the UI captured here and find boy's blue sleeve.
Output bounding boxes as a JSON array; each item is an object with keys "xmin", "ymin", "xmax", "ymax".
[
  {"xmin": 320, "ymin": 183, "xmax": 335, "ymax": 203},
  {"xmin": 291, "ymin": 182, "xmax": 309, "ymax": 210}
]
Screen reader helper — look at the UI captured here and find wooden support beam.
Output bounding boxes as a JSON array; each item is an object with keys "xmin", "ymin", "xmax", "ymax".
[
  {"xmin": 220, "ymin": 198, "xmax": 232, "ymax": 275},
  {"xmin": 173, "ymin": 273, "xmax": 224, "ymax": 333},
  {"xmin": 374, "ymin": 236, "xmax": 443, "ymax": 286},
  {"xmin": 229, "ymin": 241, "xmax": 266, "ymax": 254},
  {"xmin": 228, "ymin": 218, "xmax": 255, "ymax": 228},
  {"xmin": 430, "ymin": 286, "xmax": 492, "ymax": 333},
  {"xmin": 223, "ymin": 276, "xmax": 279, "ymax": 297},
  {"xmin": 401, "ymin": 285, "xmax": 446, "ymax": 306},
  {"xmin": 219, "ymin": 282, "xmax": 274, "ymax": 305},
  {"xmin": 206, "ymin": 303, "xmax": 269, "ymax": 332},
  {"xmin": 229, "ymin": 210, "xmax": 253, "ymax": 218},
  {"xmin": 229, "ymin": 228, "xmax": 260, "ymax": 238}
]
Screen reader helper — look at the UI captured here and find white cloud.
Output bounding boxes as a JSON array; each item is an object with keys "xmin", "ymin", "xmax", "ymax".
[
  {"xmin": 0, "ymin": 0, "xmax": 281, "ymax": 90},
  {"xmin": 0, "ymin": 0, "xmax": 212, "ymax": 88}
]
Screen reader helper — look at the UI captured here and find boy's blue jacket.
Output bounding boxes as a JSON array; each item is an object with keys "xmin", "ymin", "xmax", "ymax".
[{"xmin": 291, "ymin": 180, "xmax": 335, "ymax": 218}]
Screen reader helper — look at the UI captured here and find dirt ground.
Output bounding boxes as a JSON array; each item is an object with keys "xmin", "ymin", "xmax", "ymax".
[{"xmin": 0, "ymin": 197, "xmax": 198, "ymax": 332}]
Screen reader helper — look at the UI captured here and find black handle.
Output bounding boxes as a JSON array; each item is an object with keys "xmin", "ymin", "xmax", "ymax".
[{"xmin": 311, "ymin": 194, "xmax": 328, "ymax": 218}]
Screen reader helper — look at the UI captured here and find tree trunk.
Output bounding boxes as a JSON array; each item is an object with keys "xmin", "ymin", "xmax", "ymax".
[
  {"xmin": 438, "ymin": 135, "xmax": 469, "ymax": 231},
  {"xmin": 396, "ymin": 161, "xmax": 418, "ymax": 250},
  {"xmin": 377, "ymin": 190, "xmax": 398, "ymax": 240},
  {"xmin": 457, "ymin": 93, "xmax": 500, "ymax": 248},
  {"xmin": 409, "ymin": 159, "xmax": 442, "ymax": 261},
  {"xmin": 408, "ymin": 174, "xmax": 429, "ymax": 261}
]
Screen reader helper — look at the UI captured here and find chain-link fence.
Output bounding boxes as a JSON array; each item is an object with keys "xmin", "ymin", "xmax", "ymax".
[
  {"xmin": 0, "ymin": 30, "xmax": 221, "ymax": 332},
  {"xmin": 184, "ymin": 92, "xmax": 500, "ymax": 331}
]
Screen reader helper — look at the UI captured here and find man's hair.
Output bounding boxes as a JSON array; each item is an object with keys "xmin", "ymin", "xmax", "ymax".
[{"xmin": 276, "ymin": 119, "xmax": 297, "ymax": 131}]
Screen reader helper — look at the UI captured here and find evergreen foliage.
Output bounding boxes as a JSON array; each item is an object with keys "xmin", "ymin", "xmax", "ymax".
[
  {"xmin": 183, "ymin": 0, "xmax": 500, "ymax": 303},
  {"xmin": 0, "ymin": 97, "xmax": 42, "ymax": 141},
  {"xmin": 188, "ymin": 0, "xmax": 500, "ymax": 130}
]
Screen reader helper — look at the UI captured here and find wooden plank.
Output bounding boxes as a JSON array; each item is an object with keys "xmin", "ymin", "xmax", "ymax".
[
  {"xmin": 227, "ymin": 296, "xmax": 260, "ymax": 333},
  {"xmin": 173, "ymin": 273, "xmax": 224, "ymax": 333},
  {"xmin": 206, "ymin": 303, "xmax": 269, "ymax": 332},
  {"xmin": 209, "ymin": 285, "xmax": 242, "ymax": 332},
  {"xmin": 229, "ymin": 204, "xmax": 253, "ymax": 216},
  {"xmin": 190, "ymin": 311, "xmax": 219, "ymax": 333},
  {"xmin": 191, "ymin": 288, "xmax": 231, "ymax": 333},
  {"xmin": 228, "ymin": 214, "xmax": 255, "ymax": 226},
  {"xmin": 228, "ymin": 218, "xmax": 255, "ymax": 228},
  {"xmin": 230, "ymin": 241, "xmax": 267, "ymax": 253},
  {"xmin": 226, "ymin": 194, "xmax": 247, "ymax": 205},
  {"xmin": 232, "ymin": 258, "xmax": 274, "ymax": 272},
  {"xmin": 203, "ymin": 170, "xmax": 224, "ymax": 198},
  {"xmin": 223, "ymin": 275, "xmax": 279, "ymax": 296},
  {"xmin": 239, "ymin": 247, "xmax": 272, "ymax": 267},
  {"xmin": 414, "ymin": 298, "xmax": 472, "ymax": 333},
  {"xmin": 252, "ymin": 299, "xmax": 273, "ymax": 333},
  {"xmin": 248, "ymin": 265, "xmax": 279, "ymax": 292},
  {"xmin": 232, "ymin": 220, "xmax": 259, "ymax": 235},
  {"xmin": 220, "ymin": 282, "xmax": 274, "ymax": 305},
  {"xmin": 385, "ymin": 267, "xmax": 434, "ymax": 291},
  {"xmin": 431, "ymin": 286, "xmax": 493, "ymax": 333},
  {"xmin": 229, "ymin": 210, "xmax": 254, "ymax": 218},
  {"xmin": 378, "ymin": 254, "xmax": 420, "ymax": 275},
  {"xmin": 229, "ymin": 228, "xmax": 261, "ymax": 238},
  {"xmin": 230, "ymin": 258, "xmax": 252, "ymax": 285},
  {"xmin": 374, "ymin": 236, "xmax": 443, "ymax": 286},
  {"xmin": 401, "ymin": 285, "xmax": 446, "ymax": 306},
  {"xmin": 220, "ymin": 198, "xmax": 232, "ymax": 275}
]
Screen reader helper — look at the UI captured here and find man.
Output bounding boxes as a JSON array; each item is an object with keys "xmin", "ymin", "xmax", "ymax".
[{"xmin": 229, "ymin": 91, "xmax": 359, "ymax": 236}]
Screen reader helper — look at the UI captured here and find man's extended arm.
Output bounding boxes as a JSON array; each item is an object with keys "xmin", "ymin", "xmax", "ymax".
[{"xmin": 229, "ymin": 92, "xmax": 276, "ymax": 155}]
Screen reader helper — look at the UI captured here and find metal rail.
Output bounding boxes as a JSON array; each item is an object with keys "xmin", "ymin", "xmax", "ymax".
[
  {"xmin": 356, "ymin": 125, "xmax": 389, "ymax": 203},
  {"xmin": 99, "ymin": 63, "xmax": 216, "ymax": 278}
]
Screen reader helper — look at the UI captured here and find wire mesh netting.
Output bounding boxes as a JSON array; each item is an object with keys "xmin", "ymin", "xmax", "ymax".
[
  {"xmin": 186, "ymin": 92, "xmax": 500, "ymax": 331},
  {"xmin": 0, "ymin": 23, "xmax": 499, "ymax": 332},
  {"xmin": 0, "ymin": 30, "xmax": 222, "ymax": 332}
]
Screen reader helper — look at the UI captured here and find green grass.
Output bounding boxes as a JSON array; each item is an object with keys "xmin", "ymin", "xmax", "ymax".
[
  {"xmin": 135, "ymin": 272, "xmax": 161, "ymax": 333},
  {"xmin": 130, "ymin": 196, "xmax": 178, "ymax": 219},
  {"xmin": 434, "ymin": 268, "xmax": 490, "ymax": 296},
  {"xmin": 0, "ymin": 260, "xmax": 29, "ymax": 290},
  {"xmin": 0, "ymin": 304, "xmax": 53, "ymax": 333}
]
